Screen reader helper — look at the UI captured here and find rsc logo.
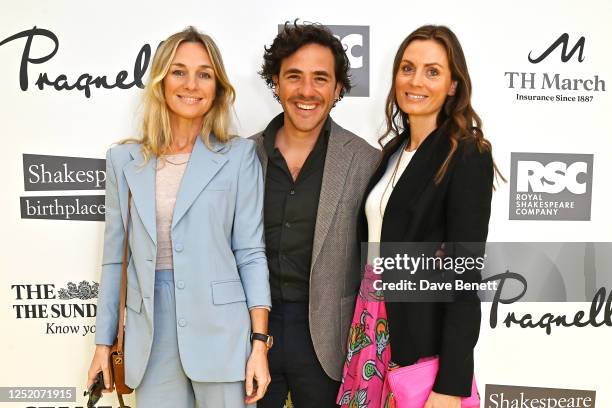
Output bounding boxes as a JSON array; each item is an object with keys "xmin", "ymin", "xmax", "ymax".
[
  {"xmin": 509, "ymin": 152, "xmax": 594, "ymax": 221},
  {"xmin": 277, "ymin": 23, "xmax": 370, "ymax": 97},
  {"xmin": 328, "ymin": 25, "xmax": 369, "ymax": 97},
  {"xmin": 517, "ymin": 160, "xmax": 588, "ymax": 194}
]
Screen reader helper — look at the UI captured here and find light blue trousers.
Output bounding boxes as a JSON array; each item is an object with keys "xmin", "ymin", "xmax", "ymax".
[{"xmin": 135, "ymin": 270, "xmax": 255, "ymax": 408}]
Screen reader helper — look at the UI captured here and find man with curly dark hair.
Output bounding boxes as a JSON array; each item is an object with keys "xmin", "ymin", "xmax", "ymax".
[{"xmin": 251, "ymin": 21, "xmax": 379, "ymax": 408}]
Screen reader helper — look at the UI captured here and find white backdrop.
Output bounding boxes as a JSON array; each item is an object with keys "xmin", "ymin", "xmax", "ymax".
[{"xmin": 1, "ymin": 0, "xmax": 611, "ymax": 406}]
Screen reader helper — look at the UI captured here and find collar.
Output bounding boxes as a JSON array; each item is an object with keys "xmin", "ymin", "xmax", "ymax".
[{"xmin": 262, "ymin": 113, "xmax": 332, "ymax": 157}]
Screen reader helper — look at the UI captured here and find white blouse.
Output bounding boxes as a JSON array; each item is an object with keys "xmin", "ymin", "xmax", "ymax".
[{"xmin": 364, "ymin": 142, "xmax": 415, "ymax": 261}]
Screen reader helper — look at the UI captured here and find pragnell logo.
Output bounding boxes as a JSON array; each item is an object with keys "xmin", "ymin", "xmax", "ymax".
[
  {"xmin": 11, "ymin": 283, "xmax": 98, "ymax": 336},
  {"xmin": 504, "ymin": 33, "xmax": 605, "ymax": 103},
  {"xmin": 0, "ymin": 26, "xmax": 151, "ymax": 98},
  {"xmin": 486, "ymin": 271, "xmax": 612, "ymax": 335}
]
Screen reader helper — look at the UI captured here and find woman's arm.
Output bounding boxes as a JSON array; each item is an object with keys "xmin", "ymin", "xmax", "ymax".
[
  {"xmin": 231, "ymin": 139, "xmax": 272, "ymax": 309},
  {"xmin": 231, "ymin": 139, "xmax": 272, "ymax": 403},
  {"xmin": 94, "ymin": 147, "xmax": 125, "ymax": 346},
  {"xmin": 88, "ymin": 147, "xmax": 125, "ymax": 391},
  {"xmin": 433, "ymin": 144, "xmax": 493, "ymax": 397}
]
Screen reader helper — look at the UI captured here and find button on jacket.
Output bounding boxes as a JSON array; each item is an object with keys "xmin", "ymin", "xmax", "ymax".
[{"xmin": 94, "ymin": 135, "xmax": 271, "ymax": 388}]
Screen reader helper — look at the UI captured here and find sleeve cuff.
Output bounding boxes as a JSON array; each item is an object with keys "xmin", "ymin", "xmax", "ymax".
[{"xmin": 248, "ymin": 305, "xmax": 271, "ymax": 312}]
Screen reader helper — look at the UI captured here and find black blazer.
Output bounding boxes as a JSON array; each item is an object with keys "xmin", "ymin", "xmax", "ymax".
[{"xmin": 357, "ymin": 125, "xmax": 494, "ymax": 397}]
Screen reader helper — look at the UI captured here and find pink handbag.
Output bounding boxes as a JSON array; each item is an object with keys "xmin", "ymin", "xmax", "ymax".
[{"xmin": 382, "ymin": 357, "xmax": 480, "ymax": 408}]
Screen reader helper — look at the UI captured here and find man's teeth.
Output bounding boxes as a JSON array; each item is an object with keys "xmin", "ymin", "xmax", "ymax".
[
  {"xmin": 407, "ymin": 94, "xmax": 427, "ymax": 100},
  {"xmin": 296, "ymin": 103, "xmax": 316, "ymax": 110}
]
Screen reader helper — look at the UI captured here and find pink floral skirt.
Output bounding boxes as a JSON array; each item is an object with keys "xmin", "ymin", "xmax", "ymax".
[{"xmin": 337, "ymin": 265, "xmax": 395, "ymax": 408}]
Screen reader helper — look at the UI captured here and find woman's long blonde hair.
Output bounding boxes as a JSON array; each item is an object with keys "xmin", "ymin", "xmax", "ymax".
[{"xmin": 124, "ymin": 26, "xmax": 236, "ymax": 160}]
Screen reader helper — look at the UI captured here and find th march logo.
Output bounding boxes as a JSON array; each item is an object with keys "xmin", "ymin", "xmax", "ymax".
[
  {"xmin": 504, "ymin": 33, "xmax": 605, "ymax": 103},
  {"xmin": 509, "ymin": 153, "xmax": 593, "ymax": 220},
  {"xmin": 278, "ymin": 24, "xmax": 370, "ymax": 96},
  {"xmin": 528, "ymin": 33, "xmax": 585, "ymax": 63}
]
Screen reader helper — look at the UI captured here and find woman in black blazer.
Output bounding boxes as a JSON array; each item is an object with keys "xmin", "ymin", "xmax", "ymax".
[{"xmin": 344, "ymin": 25, "xmax": 503, "ymax": 408}]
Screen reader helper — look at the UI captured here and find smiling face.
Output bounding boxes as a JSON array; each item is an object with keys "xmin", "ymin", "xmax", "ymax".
[
  {"xmin": 273, "ymin": 43, "xmax": 341, "ymax": 135},
  {"xmin": 163, "ymin": 41, "xmax": 216, "ymax": 121},
  {"xmin": 395, "ymin": 39, "xmax": 456, "ymax": 123}
]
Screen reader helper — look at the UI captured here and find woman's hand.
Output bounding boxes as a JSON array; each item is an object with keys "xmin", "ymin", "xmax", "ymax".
[
  {"xmin": 86, "ymin": 345, "xmax": 113, "ymax": 393},
  {"xmin": 244, "ymin": 342, "xmax": 271, "ymax": 404},
  {"xmin": 424, "ymin": 391, "xmax": 461, "ymax": 408}
]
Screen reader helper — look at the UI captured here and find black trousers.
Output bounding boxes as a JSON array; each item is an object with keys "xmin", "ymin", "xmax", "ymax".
[{"xmin": 258, "ymin": 302, "xmax": 340, "ymax": 408}]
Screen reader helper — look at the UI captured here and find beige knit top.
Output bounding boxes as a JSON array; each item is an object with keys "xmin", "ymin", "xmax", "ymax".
[{"xmin": 155, "ymin": 153, "xmax": 190, "ymax": 270}]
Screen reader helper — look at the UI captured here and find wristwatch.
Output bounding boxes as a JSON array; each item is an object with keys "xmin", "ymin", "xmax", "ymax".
[{"xmin": 250, "ymin": 332, "xmax": 274, "ymax": 350}]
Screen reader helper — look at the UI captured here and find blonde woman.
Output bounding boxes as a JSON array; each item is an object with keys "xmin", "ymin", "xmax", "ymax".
[{"xmin": 86, "ymin": 26, "xmax": 272, "ymax": 407}]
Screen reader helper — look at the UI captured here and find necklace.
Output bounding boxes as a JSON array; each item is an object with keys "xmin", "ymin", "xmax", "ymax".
[
  {"xmin": 162, "ymin": 154, "xmax": 190, "ymax": 166},
  {"xmin": 378, "ymin": 144, "xmax": 411, "ymax": 218}
]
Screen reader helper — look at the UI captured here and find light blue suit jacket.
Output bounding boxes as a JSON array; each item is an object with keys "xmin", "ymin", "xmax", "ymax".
[{"xmin": 94, "ymin": 135, "xmax": 271, "ymax": 387}]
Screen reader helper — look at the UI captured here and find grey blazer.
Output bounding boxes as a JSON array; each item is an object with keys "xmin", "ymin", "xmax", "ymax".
[{"xmin": 251, "ymin": 118, "xmax": 379, "ymax": 380}]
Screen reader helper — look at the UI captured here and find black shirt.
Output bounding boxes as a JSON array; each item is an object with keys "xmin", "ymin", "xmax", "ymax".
[{"xmin": 263, "ymin": 113, "xmax": 330, "ymax": 303}]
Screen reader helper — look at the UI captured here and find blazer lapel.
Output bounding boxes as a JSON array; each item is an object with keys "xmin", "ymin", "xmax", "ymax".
[
  {"xmin": 171, "ymin": 135, "xmax": 228, "ymax": 229},
  {"xmin": 253, "ymin": 134, "xmax": 268, "ymax": 179},
  {"xmin": 123, "ymin": 146, "xmax": 157, "ymax": 245},
  {"xmin": 384, "ymin": 127, "xmax": 450, "ymax": 220},
  {"xmin": 311, "ymin": 121, "xmax": 354, "ymax": 270}
]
